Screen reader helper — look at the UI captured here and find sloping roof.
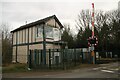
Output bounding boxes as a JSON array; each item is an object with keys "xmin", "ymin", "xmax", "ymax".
[{"xmin": 11, "ymin": 15, "xmax": 63, "ymax": 33}]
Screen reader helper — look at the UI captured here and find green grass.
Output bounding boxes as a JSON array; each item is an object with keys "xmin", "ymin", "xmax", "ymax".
[{"xmin": 2, "ymin": 63, "xmax": 28, "ymax": 73}]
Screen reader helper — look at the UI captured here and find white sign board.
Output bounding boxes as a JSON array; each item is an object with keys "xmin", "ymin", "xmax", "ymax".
[
  {"xmin": 54, "ymin": 52, "xmax": 60, "ymax": 56},
  {"xmin": 96, "ymin": 52, "xmax": 99, "ymax": 58},
  {"xmin": 89, "ymin": 46, "xmax": 94, "ymax": 51},
  {"xmin": 82, "ymin": 48, "xmax": 88, "ymax": 52}
]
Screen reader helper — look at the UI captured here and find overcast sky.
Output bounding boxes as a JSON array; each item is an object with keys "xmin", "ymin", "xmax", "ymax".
[{"xmin": 1, "ymin": 0, "xmax": 120, "ymax": 34}]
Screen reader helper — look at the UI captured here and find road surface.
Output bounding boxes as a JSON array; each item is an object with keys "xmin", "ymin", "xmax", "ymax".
[{"xmin": 2, "ymin": 62, "xmax": 120, "ymax": 78}]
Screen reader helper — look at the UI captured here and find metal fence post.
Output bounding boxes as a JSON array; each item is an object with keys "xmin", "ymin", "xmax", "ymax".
[
  {"xmin": 40, "ymin": 50, "xmax": 43, "ymax": 68},
  {"xmin": 74, "ymin": 49, "xmax": 76, "ymax": 66},
  {"xmin": 63, "ymin": 49, "xmax": 65, "ymax": 69},
  {"xmin": 81, "ymin": 51, "xmax": 84, "ymax": 63},
  {"xmin": 28, "ymin": 50, "xmax": 32, "ymax": 69},
  {"xmin": 49, "ymin": 49, "xmax": 51, "ymax": 69},
  {"xmin": 94, "ymin": 51, "xmax": 96, "ymax": 64},
  {"xmin": 34, "ymin": 50, "xmax": 36, "ymax": 67}
]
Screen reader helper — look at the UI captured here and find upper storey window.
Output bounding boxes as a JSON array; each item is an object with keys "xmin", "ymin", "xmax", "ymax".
[
  {"xmin": 36, "ymin": 25, "xmax": 61, "ymax": 41},
  {"xmin": 53, "ymin": 28, "xmax": 61, "ymax": 41},
  {"xmin": 36, "ymin": 25, "xmax": 43, "ymax": 38},
  {"xmin": 45, "ymin": 26, "xmax": 53, "ymax": 39}
]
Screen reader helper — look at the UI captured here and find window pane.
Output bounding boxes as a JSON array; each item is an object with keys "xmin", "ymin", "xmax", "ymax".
[
  {"xmin": 53, "ymin": 28, "xmax": 60, "ymax": 41},
  {"xmin": 36, "ymin": 25, "xmax": 43, "ymax": 38},
  {"xmin": 45, "ymin": 26, "xmax": 53, "ymax": 38}
]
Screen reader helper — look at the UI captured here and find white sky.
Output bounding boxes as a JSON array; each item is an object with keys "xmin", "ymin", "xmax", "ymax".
[{"xmin": 1, "ymin": 0, "xmax": 120, "ymax": 34}]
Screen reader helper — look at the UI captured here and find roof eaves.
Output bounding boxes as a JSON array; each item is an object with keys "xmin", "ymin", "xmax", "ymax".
[{"xmin": 11, "ymin": 15, "xmax": 63, "ymax": 33}]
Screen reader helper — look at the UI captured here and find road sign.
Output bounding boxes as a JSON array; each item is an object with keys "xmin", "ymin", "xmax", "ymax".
[{"xmin": 88, "ymin": 36, "xmax": 98, "ymax": 47}]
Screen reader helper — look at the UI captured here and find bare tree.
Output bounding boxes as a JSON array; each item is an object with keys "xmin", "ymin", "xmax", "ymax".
[
  {"xmin": 0, "ymin": 23, "xmax": 12, "ymax": 64},
  {"xmin": 95, "ymin": 10, "xmax": 108, "ymax": 31},
  {"xmin": 76, "ymin": 9, "xmax": 92, "ymax": 30},
  {"xmin": 0, "ymin": 23, "xmax": 11, "ymax": 39},
  {"xmin": 105, "ymin": 10, "xmax": 119, "ymax": 26}
]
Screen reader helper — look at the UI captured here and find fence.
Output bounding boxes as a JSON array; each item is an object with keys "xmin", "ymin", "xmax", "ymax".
[
  {"xmin": 95, "ymin": 51, "xmax": 120, "ymax": 64},
  {"xmin": 27, "ymin": 48, "xmax": 120, "ymax": 69},
  {"xmin": 28, "ymin": 49, "xmax": 85, "ymax": 69}
]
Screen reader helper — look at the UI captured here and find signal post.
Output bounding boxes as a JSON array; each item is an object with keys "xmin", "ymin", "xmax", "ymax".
[
  {"xmin": 88, "ymin": 3, "xmax": 98, "ymax": 64},
  {"xmin": 91, "ymin": 3, "xmax": 95, "ymax": 64}
]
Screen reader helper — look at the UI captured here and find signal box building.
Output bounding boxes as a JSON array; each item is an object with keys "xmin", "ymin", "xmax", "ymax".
[{"xmin": 11, "ymin": 15, "xmax": 65, "ymax": 63}]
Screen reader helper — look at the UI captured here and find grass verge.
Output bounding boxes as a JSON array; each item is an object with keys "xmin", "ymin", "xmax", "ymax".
[
  {"xmin": 2, "ymin": 63, "xmax": 99, "ymax": 73},
  {"xmin": 2, "ymin": 63, "xmax": 28, "ymax": 73}
]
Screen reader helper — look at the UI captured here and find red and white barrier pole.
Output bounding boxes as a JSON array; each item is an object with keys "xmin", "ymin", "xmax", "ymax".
[
  {"xmin": 91, "ymin": 3, "xmax": 95, "ymax": 64},
  {"xmin": 92, "ymin": 3, "xmax": 94, "ymax": 38}
]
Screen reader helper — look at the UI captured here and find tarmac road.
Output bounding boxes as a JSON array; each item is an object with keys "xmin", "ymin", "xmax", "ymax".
[{"xmin": 2, "ymin": 62, "xmax": 120, "ymax": 78}]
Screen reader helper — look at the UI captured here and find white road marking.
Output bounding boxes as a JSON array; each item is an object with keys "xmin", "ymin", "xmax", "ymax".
[
  {"xmin": 92, "ymin": 67, "xmax": 107, "ymax": 70},
  {"xmin": 110, "ymin": 68, "xmax": 119, "ymax": 71},
  {"xmin": 93, "ymin": 68, "xmax": 100, "ymax": 70},
  {"xmin": 102, "ymin": 67, "xmax": 107, "ymax": 69},
  {"xmin": 93, "ymin": 67, "xmax": 103, "ymax": 70},
  {"xmin": 101, "ymin": 70, "xmax": 114, "ymax": 73}
]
